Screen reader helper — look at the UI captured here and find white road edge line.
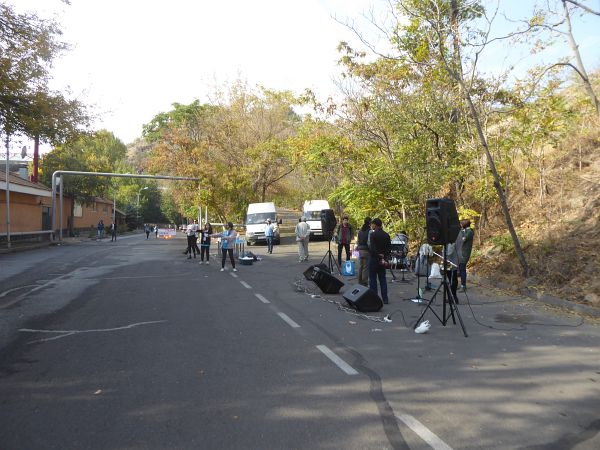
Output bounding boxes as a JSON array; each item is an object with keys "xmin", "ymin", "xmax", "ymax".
[
  {"xmin": 277, "ymin": 312, "xmax": 300, "ymax": 328},
  {"xmin": 230, "ymin": 273, "xmax": 238, "ymax": 278},
  {"xmin": 395, "ymin": 413, "xmax": 454, "ymax": 450},
  {"xmin": 316, "ymin": 345, "xmax": 358, "ymax": 375},
  {"xmin": 255, "ymin": 293, "xmax": 270, "ymax": 304},
  {"xmin": 240, "ymin": 281, "xmax": 252, "ymax": 289}
]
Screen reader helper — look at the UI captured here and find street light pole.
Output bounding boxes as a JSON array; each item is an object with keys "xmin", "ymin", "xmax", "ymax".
[{"xmin": 136, "ymin": 186, "xmax": 148, "ymax": 226}]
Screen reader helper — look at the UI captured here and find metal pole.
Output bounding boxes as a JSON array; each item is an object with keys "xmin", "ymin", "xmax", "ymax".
[
  {"xmin": 50, "ymin": 171, "xmax": 200, "ymax": 242},
  {"xmin": 5, "ymin": 135, "xmax": 10, "ymax": 249},
  {"xmin": 136, "ymin": 191, "xmax": 140, "ymax": 226},
  {"xmin": 51, "ymin": 172, "xmax": 56, "ymax": 240},
  {"xmin": 59, "ymin": 176, "xmax": 63, "ymax": 241},
  {"xmin": 113, "ymin": 191, "xmax": 116, "ymax": 223}
]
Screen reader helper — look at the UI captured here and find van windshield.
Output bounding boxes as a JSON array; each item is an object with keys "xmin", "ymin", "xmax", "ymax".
[
  {"xmin": 246, "ymin": 213, "xmax": 276, "ymax": 225},
  {"xmin": 304, "ymin": 210, "xmax": 322, "ymax": 220}
]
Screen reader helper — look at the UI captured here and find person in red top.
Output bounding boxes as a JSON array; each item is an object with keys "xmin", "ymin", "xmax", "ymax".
[{"xmin": 335, "ymin": 216, "xmax": 354, "ymax": 267}]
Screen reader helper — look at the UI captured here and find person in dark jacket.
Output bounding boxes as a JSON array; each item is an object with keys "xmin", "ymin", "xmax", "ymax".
[
  {"xmin": 355, "ymin": 217, "xmax": 371, "ymax": 286},
  {"xmin": 109, "ymin": 221, "xmax": 117, "ymax": 242},
  {"xmin": 368, "ymin": 218, "xmax": 391, "ymax": 304},
  {"xmin": 97, "ymin": 219, "xmax": 105, "ymax": 240},
  {"xmin": 335, "ymin": 216, "xmax": 354, "ymax": 266},
  {"xmin": 199, "ymin": 222, "xmax": 213, "ymax": 264},
  {"xmin": 458, "ymin": 219, "xmax": 474, "ymax": 291}
]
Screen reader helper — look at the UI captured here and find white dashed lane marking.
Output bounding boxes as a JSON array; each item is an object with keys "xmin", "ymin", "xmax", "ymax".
[
  {"xmin": 277, "ymin": 312, "xmax": 300, "ymax": 328},
  {"xmin": 255, "ymin": 293, "xmax": 270, "ymax": 304},
  {"xmin": 316, "ymin": 345, "xmax": 358, "ymax": 375},
  {"xmin": 395, "ymin": 413, "xmax": 454, "ymax": 450},
  {"xmin": 240, "ymin": 281, "xmax": 252, "ymax": 289}
]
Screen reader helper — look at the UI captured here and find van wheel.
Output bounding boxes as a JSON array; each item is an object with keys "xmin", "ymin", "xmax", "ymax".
[{"xmin": 247, "ymin": 241, "xmax": 253, "ymax": 246}]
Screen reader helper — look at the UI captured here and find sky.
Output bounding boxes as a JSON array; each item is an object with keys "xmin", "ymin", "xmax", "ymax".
[{"xmin": 6, "ymin": 0, "xmax": 600, "ymax": 152}]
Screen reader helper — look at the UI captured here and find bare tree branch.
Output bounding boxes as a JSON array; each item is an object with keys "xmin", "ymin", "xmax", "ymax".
[{"xmin": 564, "ymin": 0, "xmax": 600, "ymax": 15}]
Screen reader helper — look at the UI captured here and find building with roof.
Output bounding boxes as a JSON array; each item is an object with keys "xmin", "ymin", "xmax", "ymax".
[{"xmin": 1, "ymin": 171, "xmax": 126, "ymax": 243}]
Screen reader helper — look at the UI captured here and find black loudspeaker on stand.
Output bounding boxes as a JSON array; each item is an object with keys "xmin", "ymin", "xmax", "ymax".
[
  {"xmin": 417, "ymin": 198, "xmax": 468, "ymax": 337},
  {"xmin": 343, "ymin": 284, "xmax": 383, "ymax": 312},
  {"xmin": 319, "ymin": 209, "xmax": 340, "ymax": 274},
  {"xmin": 426, "ymin": 198, "xmax": 461, "ymax": 245}
]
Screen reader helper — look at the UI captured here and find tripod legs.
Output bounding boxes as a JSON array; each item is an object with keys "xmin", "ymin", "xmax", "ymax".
[
  {"xmin": 413, "ymin": 244, "xmax": 468, "ymax": 337},
  {"xmin": 320, "ymin": 240, "xmax": 340, "ymax": 274}
]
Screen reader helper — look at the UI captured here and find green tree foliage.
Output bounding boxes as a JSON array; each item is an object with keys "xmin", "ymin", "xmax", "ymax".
[
  {"xmin": 39, "ymin": 130, "xmax": 127, "ymax": 198},
  {"xmin": 0, "ymin": 2, "xmax": 89, "ymax": 142}
]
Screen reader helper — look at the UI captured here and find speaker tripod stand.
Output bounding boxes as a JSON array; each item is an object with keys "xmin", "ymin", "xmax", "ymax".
[
  {"xmin": 412, "ymin": 244, "xmax": 468, "ymax": 337},
  {"xmin": 320, "ymin": 237, "xmax": 340, "ymax": 274}
]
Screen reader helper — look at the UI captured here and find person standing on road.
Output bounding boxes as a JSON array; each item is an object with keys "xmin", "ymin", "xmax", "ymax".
[
  {"xmin": 199, "ymin": 222, "xmax": 213, "ymax": 264},
  {"xmin": 97, "ymin": 219, "xmax": 104, "ymax": 240},
  {"xmin": 144, "ymin": 223, "xmax": 151, "ymax": 239},
  {"xmin": 368, "ymin": 218, "xmax": 391, "ymax": 304},
  {"xmin": 212, "ymin": 222, "xmax": 238, "ymax": 272},
  {"xmin": 355, "ymin": 217, "xmax": 371, "ymax": 286},
  {"xmin": 336, "ymin": 216, "xmax": 353, "ymax": 267},
  {"xmin": 109, "ymin": 221, "xmax": 117, "ymax": 242},
  {"xmin": 447, "ymin": 239, "xmax": 460, "ymax": 303},
  {"xmin": 264, "ymin": 219, "xmax": 275, "ymax": 254},
  {"xmin": 154, "ymin": 225, "xmax": 159, "ymax": 239},
  {"xmin": 184, "ymin": 219, "xmax": 200, "ymax": 259},
  {"xmin": 295, "ymin": 216, "xmax": 311, "ymax": 262},
  {"xmin": 458, "ymin": 219, "xmax": 474, "ymax": 292}
]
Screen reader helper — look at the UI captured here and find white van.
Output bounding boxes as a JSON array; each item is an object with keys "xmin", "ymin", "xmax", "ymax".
[
  {"xmin": 303, "ymin": 200, "xmax": 330, "ymax": 238},
  {"xmin": 245, "ymin": 202, "xmax": 280, "ymax": 245}
]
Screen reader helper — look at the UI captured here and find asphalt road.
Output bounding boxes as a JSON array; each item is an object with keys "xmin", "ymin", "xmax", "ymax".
[{"xmin": 0, "ymin": 234, "xmax": 599, "ymax": 450}]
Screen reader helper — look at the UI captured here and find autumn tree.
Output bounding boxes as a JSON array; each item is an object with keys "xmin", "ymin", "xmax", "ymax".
[
  {"xmin": 384, "ymin": 0, "xmax": 530, "ymax": 275},
  {"xmin": 0, "ymin": 2, "xmax": 89, "ymax": 174},
  {"xmin": 143, "ymin": 84, "xmax": 301, "ymax": 222}
]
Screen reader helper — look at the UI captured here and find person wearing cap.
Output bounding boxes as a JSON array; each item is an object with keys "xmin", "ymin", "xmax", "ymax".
[
  {"xmin": 211, "ymin": 222, "xmax": 238, "ymax": 272},
  {"xmin": 264, "ymin": 218, "xmax": 275, "ymax": 254},
  {"xmin": 295, "ymin": 216, "xmax": 311, "ymax": 262},
  {"xmin": 368, "ymin": 217, "xmax": 391, "ymax": 304}
]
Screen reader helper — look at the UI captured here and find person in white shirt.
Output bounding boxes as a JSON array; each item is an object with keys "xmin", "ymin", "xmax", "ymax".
[
  {"xmin": 295, "ymin": 217, "xmax": 311, "ymax": 262},
  {"xmin": 184, "ymin": 219, "xmax": 200, "ymax": 259}
]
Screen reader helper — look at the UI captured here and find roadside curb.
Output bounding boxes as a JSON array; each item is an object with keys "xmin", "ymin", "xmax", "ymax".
[
  {"xmin": 0, "ymin": 234, "xmax": 141, "ymax": 254},
  {"xmin": 469, "ymin": 274, "xmax": 600, "ymax": 318}
]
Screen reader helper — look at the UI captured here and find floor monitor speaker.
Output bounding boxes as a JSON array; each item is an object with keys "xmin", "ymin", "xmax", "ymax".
[
  {"xmin": 343, "ymin": 284, "xmax": 383, "ymax": 312},
  {"xmin": 311, "ymin": 267, "xmax": 344, "ymax": 294},
  {"xmin": 303, "ymin": 264, "xmax": 330, "ymax": 281}
]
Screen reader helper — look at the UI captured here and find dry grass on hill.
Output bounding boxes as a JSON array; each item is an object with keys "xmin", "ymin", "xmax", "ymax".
[{"xmin": 471, "ymin": 131, "xmax": 600, "ymax": 306}]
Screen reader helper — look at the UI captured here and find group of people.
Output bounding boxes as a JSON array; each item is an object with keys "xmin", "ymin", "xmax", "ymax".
[
  {"xmin": 144, "ymin": 224, "xmax": 159, "ymax": 239},
  {"xmin": 183, "ymin": 220, "xmax": 213, "ymax": 264},
  {"xmin": 334, "ymin": 215, "xmax": 474, "ymax": 306},
  {"xmin": 97, "ymin": 219, "xmax": 117, "ymax": 242},
  {"xmin": 183, "ymin": 220, "xmax": 239, "ymax": 272},
  {"xmin": 175, "ymin": 213, "xmax": 474, "ymax": 307}
]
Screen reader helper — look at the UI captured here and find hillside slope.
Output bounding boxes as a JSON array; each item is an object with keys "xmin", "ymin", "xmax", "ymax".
[{"xmin": 471, "ymin": 132, "xmax": 600, "ymax": 307}]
